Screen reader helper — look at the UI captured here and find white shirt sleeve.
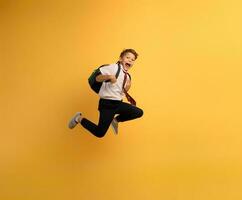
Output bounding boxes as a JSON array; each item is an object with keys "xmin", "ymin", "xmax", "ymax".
[{"xmin": 99, "ymin": 64, "xmax": 115, "ymax": 75}]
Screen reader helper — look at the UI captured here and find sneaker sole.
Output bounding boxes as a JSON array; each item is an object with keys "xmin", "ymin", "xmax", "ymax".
[
  {"xmin": 111, "ymin": 121, "xmax": 118, "ymax": 135},
  {"xmin": 68, "ymin": 112, "xmax": 81, "ymax": 129}
]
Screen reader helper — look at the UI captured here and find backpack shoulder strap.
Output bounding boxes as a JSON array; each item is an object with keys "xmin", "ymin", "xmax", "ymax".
[
  {"xmin": 116, "ymin": 62, "xmax": 131, "ymax": 80},
  {"xmin": 115, "ymin": 63, "xmax": 121, "ymax": 78}
]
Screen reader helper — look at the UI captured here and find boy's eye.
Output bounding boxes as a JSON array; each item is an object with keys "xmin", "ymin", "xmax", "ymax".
[{"xmin": 126, "ymin": 56, "xmax": 135, "ymax": 61}]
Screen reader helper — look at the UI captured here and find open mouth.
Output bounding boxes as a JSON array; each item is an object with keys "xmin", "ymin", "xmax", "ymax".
[{"xmin": 125, "ymin": 63, "xmax": 131, "ymax": 67}]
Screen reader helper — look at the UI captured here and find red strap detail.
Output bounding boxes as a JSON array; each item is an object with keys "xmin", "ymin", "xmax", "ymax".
[{"xmin": 122, "ymin": 72, "xmax": 136, "ymax": 106}]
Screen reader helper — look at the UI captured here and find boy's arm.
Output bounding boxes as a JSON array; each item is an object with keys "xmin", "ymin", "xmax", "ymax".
[
  {"xmin": 96, "ymin": 64, "xmax": 117, "ymax": 83},
  {"xmin": 95, "ymin": 74, "xmax": 111, "ymax": 82},
  {"xmin": 96, "ymin": 74, "xmax": 117, "ymax": 83}
]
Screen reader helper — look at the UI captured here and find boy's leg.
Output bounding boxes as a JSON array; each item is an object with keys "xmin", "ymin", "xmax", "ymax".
[
  {"xmin": 115, "ymin": 102, "xmax": 143, "ymax": 122},
  {"xmin": 80, "ymin": 109, "xmax": 115, "ymax": 138}
]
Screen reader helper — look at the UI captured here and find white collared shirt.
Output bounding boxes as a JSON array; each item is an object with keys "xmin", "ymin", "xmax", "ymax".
[{"xmin": 98, "ymin": 63, "xmax": 130, "ymax": 100}]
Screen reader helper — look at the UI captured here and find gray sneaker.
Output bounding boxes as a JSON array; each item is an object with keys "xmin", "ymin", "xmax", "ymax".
[
  {"xmin": 111, "ymin": 118, "xmax": 118, "ymax": 134},
  {"xmin": 68, "ymin": 112, "xmax": 82, "ymax": 129}
]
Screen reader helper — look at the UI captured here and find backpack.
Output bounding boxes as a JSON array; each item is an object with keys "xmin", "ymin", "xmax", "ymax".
[{"xmin": 88, "ymin": 63, "xmax": 121, "ymax": 94}]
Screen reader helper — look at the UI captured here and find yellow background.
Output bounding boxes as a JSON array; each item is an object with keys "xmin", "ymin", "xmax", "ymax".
[{"xmin": 1, "ymin": 0, "xmax": 242, "ymax": 199}]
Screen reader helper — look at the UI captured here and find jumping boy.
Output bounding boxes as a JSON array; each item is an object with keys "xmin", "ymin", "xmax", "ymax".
[{"xmin": 68, "ymin": 49, "xmax": 143, "ymax": 138}]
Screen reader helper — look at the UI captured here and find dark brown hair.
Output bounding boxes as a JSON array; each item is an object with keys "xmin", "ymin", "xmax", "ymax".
[{"xmin": 120, "ymin": 49, "xmax": 139, "ymax": 60}]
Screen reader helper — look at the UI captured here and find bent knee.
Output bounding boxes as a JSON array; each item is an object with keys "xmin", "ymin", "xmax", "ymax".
[
  {"xmin": 95, "ymin": 129, "xmax": 107, "ymax": 138},
  {"xmin": 136, "ymin": 108, "xmax": 144, "ymax": 118}
]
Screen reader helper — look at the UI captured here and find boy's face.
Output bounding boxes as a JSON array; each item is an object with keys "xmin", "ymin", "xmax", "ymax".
[{"xmin": 119, "ymin": 52, "xmax": 136, "ymax": 71}]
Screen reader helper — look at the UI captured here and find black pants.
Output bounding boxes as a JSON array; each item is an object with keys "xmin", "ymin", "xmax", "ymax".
[{"xmin": 80, "ymin": 98, "xmax": 143, "ymax": 138}]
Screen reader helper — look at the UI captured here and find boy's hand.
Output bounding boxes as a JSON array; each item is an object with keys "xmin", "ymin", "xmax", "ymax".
[{"xmin": 109, "ymin": 75, "xmax": 117, "ymax": 84}]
